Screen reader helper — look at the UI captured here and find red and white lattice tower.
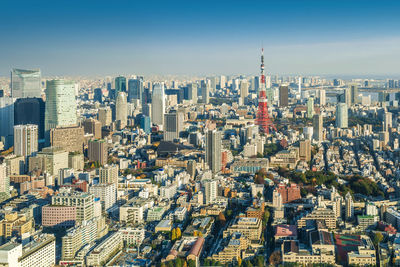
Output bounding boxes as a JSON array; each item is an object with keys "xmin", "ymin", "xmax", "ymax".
[{"xmin": 255, "ymin": 48, "xmax": 277, "ymax": 134}]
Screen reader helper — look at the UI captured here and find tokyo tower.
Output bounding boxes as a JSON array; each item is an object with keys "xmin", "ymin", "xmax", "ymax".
[{"xmin": 255, "ymin": 48, "xmax": 276, "ymax": 134}]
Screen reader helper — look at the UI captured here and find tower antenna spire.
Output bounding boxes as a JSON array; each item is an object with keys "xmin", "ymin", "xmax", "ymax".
[{"xmin": 255, "ymin": 46, "xmax": 276, "ymax": 134}]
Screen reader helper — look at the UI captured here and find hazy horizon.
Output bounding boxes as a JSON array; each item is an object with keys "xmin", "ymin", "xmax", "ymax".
[{"xmin": 2, "ymin": 0, "xmax": 400, "ymax": 77}]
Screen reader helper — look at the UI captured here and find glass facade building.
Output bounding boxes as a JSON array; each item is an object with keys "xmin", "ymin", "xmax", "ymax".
[{"xmin": 11, "ymin": 68, "xmax": 41, "ymax": 98}]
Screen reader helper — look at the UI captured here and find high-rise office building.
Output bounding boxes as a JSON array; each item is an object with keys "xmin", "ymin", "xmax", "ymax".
[
  {"xmin": 349, "ymin": 83, "xmax": 359, "ymax": 105},
  {"xmin": 206, "ymin": 130, "xmax": 222, "ymax": 174},
  {"xmin": 89, "ymin": 183, "xmax": 116, "ymax": 212},
  {"xmin": 11, "ymin": 68, "xmax": 41, "ymax": 98},
  {"xmin": 115, "ymin": 76, "xmax": 126, "ymax": 96},
  {"xmin": 151, "ymin": 83, "xmax": 165, "ymax": 128},
  {"xmin": 88, "ymin": 139, "xmax": 107, "ymax": 166},
  {"xmin": 279, "ymin": 85, "xmax": 289, "ymax": 107},
  {"xmin": 299, "ymin": 139, "xmax": 311, "ymax": 162},
  {"xmin": 93, "ymin": 88, "xmax": 103, "ymax": 103},
  {"xmin": 45, "ymin": 80, "xmax": 77, "ymax": 140},
  {"xmin": 140, "ymin": 116, "xmax": 151, "ymax": 134},
  {"xmin": 0, "ymin": 163, "xmax": 10, "ymax": 195},
  {"xmin": 14, "ymin": 97, "xmax": 45, "ymax": 141},
  {"xmin": 187, "ymin": 83, "xmax": 198, "ymax": 103},
  {"xmin": 13, "ymin": 124, "xmax": 38, "ymax": 157},
  {"xmin": 240, "ymin": 79, "xmax": 249, "ymax": 105},
  {"xmin": 219, "ymin": 75, "xmax": 226, "ymax": 89},
  {"xmin": 128, "ymin": 77, "xmax": 143, "ymax": 102},
  {"xmin": 306, "ymin": 97, "xmax": 314, "ymax": 118},
  {"xmin": 383, "ymin": 111, "xmax": 392, "ymax": 132},
  {"xmin": 116, "ymin": 92, "xmax": 128, "ymax": 130},
  {"xmin": 29, "ymin": 147, "xmax": 69, "ymax": 176},
  {"xmin": 164, "ymin": 111, "xmax": 184, "ymax": 141},
  {"xmin": 336, "ymin": 103, "xmax": 348, "ymax": 129},
  {"xmin": 204, "ymin": 179, "xmax": 217, "ymax": 204},
  {"xmin": 313, "ymin": 114, "xmax": 323, "ymax": 142},
  {"xmin": 345, "ymin": 192, "xmax": 354, "ymax": 220},
  {"xmin": 201, "ymin": 80, "xmax": 210, "ymax": 104},
  {"xmin": 319, "ymin": 89, "xmax": 326, "ymax": 106},
  {"xmin": 97, "ymin": 107, "xmax": 112, "ymax": 127},
  {"xmin": 83, "ymin": 118, "xmax": 102, "ymax": 139},
  {"xmin": 0, "ymin": 97, "xmax": 15, "ymax": 149}
]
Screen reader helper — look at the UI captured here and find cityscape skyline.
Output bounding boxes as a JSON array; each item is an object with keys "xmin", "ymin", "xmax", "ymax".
[{"xmin": 2, "ymin": 0, "xmax": 400, "ymax": 76}]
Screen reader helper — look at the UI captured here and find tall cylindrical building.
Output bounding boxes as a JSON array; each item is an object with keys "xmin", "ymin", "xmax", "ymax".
[
  {"xmin": 45, "ymin": 80, "xmax": 77, "ymax": 139},
  {"xmin": 116, "ymin": 92, "xmax": 127, "ymax": 130}
]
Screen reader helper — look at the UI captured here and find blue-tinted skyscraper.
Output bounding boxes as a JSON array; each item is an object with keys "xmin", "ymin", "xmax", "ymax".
[
  {"xmin": 94, "ymin": 88, "xmax": 103, "ymax": 103},
  {"xmin": 0, "ymin": 97, "xmax": 15, "ymax": 149},
  {"xmin": 115, "ymin": 76, "xmax": 126, "ymax": 97},
  {"xmin": 128, "ymin": 77, "xmax": 144, "ymax": 102},
  {"xmin": 140, "ymin": 116, "xmax": 151, "ymax": 134}
]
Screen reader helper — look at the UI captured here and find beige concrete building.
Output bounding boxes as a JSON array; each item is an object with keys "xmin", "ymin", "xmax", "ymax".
[
  {"xmin": 29, "ymin": 147, "xmax": 68, "ymax": 176},
  {"xmin": 297, "ymin": 206, "xmax": 337, "ymax": 229},
  {"xmin": 97, "ymin": 107, "xmax": 112, "ymax": 127},
  {"xmin": 50, "ymin": 126, "xmax": 84, "ymax": 153},
  {"xmin": 88, "ymin": 139, "xmax": 107, "ymax": 166},
  {"xmin": 83, "ymin": 118, "xmax": 102, "ymax": 139},
  {"xmin": 68, "ymin": 152, "xmax": 84, "ymax": 171},
  {"xmin": 52, "ymin": 190, "xmax": 94, "ymax": 223},
  {"xmin": 223, "ymin": 217, "xmax": 262, "ymax": 241},
  {"xmin": 85, "ymin": 232, "xmax": 123, "ymax": 266}
]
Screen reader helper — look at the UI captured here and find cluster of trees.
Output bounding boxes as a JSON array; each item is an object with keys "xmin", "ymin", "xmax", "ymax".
[
  {"xmin": 263, "ymin": 143, "xmax": 282, "ymax": 157},
  {"xmin": 240, "ymin": 255, "xmax": 265, "ymax": 267},
  {"xmin": 348, "ymin": 115, "xmax": 380, "ymax": 128},
  {"xmin": 254, "ymin": 168, "xmax": 273, "ymax": 184},
  {"xmin": 278, "ymin": 168, "xmax": 384, "ymax": 198},
  {"xmin": 171, "ymin": 227, "xmax": 182, "ymax": 241},
  {"xmin": 162, "ymin": 258, "xmax": 196, "ymax": 267}
]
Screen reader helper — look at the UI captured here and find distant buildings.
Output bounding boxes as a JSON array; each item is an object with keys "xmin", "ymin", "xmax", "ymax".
[
  {"xmin": 128, "ymin": 77, "xmax": 143, "ymax": 102},
  {"xmin": 115, "ymin": 76, "xmax": 127, "ymax": 97},
  {"xmin": 11, "ymin": 68, "xmax": 41, "ymax": 98}
]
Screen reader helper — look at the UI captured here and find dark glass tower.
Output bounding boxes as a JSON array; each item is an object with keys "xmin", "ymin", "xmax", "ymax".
[{"xmin": 14, "ymin": 97, "xmax": 45, "ymax": 140}]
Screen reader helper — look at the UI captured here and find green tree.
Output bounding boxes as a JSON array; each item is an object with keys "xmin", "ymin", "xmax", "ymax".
[
  {"xmin": 171, "ymin": 228, "xmax": 177, "ymax": 241},
  {"xmin": 187, "ymin": 259, "xmax": 196, "ymax": 267},
  {"xmin": 373, "ymin": 232, "xmax": 384, "ymax": 246}
]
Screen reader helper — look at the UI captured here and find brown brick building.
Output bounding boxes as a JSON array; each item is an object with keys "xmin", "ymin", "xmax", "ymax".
[{"xmin": 276, "ymin": 183, "xmax": 301, "ymax": 203}]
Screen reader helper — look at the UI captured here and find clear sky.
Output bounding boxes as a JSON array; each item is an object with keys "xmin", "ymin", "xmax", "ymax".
[{"xmin": 1, "ymin": 0, "xmax": 400, "ymax": 77}]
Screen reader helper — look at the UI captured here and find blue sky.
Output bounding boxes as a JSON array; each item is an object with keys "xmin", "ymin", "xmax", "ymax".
[{"xmin": 1, "ymin": 0, "xmax": 400, "ymax": 76}]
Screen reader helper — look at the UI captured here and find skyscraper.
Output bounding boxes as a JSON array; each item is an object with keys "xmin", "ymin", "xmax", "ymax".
[
  {"xmin": 83, "ymin": 118, "xmax": 102, "ymax": 139},
  {"xmin": 128, "ymin": 77, "xmax": 143, "ymax": 102},
  {"xmin": 14, "ymin": 97, "xmax": 45, "ymax": 141},
  {"xmin": 93, "ymin": 88, "xmax": 103, "ymax": 103},
  {"xmin": 151, "ymin": 83, "xmax": 165, "ymax": 129},
  {"xmin": 11, "ymin": 68, "xmax": 41, "ymax": 98},
  {"xmin": 279, "ymin": 85, "xmax": 289, "ymax": 107},
  {"xmin": 115, "ymin": 76, "xmax": 126, "ymax": 97},
  {"xmin": 13, "ymin": 124, "xmax": 38, "ymax": 157},
  {"xmin": 383, "ymin": 111, "xmax": 392, "ymax": 132},
  {"xmin": 0, "ymin": 163, "xmax": 10, "ymax": 195},
  {"xmin": 201, "ymin": 80, "xmax": 210, "ymax": 104},
  {"xmin": 45, "ymin": 80, "xmax": 77, "ymax": 140},
  {"xmin": 187, "ymin": 83, "xmax": 198, "ymax": 103},
  {"xmin": 164, "ymin": 111, "xmax": 184, "ymax": 141},
  {"xmin": 204, "ymin": 179, "xmax": 217, "ymax": 204},
  {"xmin": 97, "ymin": 107, "xmax": 112, "ymax": 127},
  {"xmin": 88, "ymin": 139, "xmax": 107, "ymax": 166},
  {"xmin": 345, "ymin": 192, "xmax": 354, "ymax": 220},
  {"xmin": 240, "ymin": 79, "xmax": 249, "ymax": 105},
  {"xmin": 349, "ymin": 83, "xmax": 359, "ymax": 105},
  {"xmin": 206, "ymin": 130, "xmax": 222, "ymax": 174},
  {"xmin": 115, "ymin": 92, "xmax": 128, "ymax": 130},
  {"xmin": 336, "ymin": 103, "xmax": 348, "ymax": 129},
  {"xmin": 306, "ymin": 97, "xmax": 314, "ymax": 118},
  {"xmin": 140, "ymin": 115, "xmax": 151, "ymax": 134},
  {"xmin": 313, "ymin": 114, "xmax": 323, "ymax": 142},
  {"xmin": 299, "ymin": 139, "xmax": 311, "ymax": 162},
  {"xmin": 219, "ymin": 75, "xmax": 226, "ymax": 89},
  {"xmin": 319, "ymin": 89, "xmax": 326, "ymax": 106},
  {"xmin": 0, "ymin": 97, "xmax": 15, "ymax": 149}
]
